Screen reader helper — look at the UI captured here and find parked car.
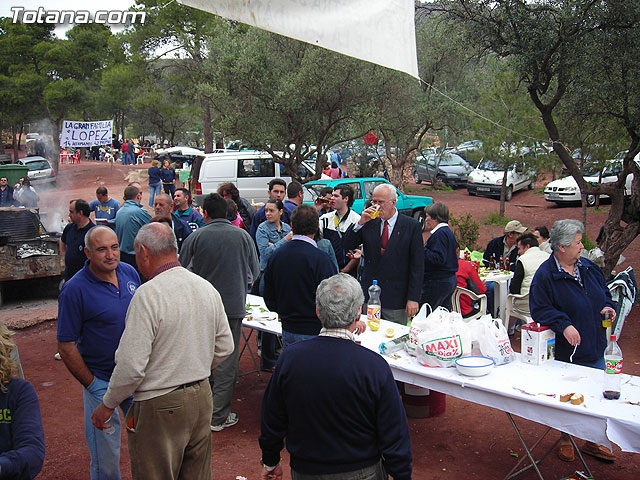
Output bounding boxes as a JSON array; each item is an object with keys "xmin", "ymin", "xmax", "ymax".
[
  {"xmin": 466, "ymin": 159, "xmax": 535, "ymax": 200},
  {"xmin": 194, "ymin": 150, "xmax": 326, "ymax": 205},
  {"xmin": 544, "ymin": 159, "xmax": 636, "ymax": 206},
  {"xmin": 413, "ymin": 152, "xmax": 473, "ymax": 187},
  {"xmin": 455, "ymin": 140, "xmax": 483, "ymax": 153},
  {"xmin": 154, "ymin": 146, "xmax": 205, "ymax": 168},
  {"xmin": 302, "ymin": 177, "xmax": 433, "ymax": 222},
  {"xmin": 17, "ymin": 156, "xmax": 56, "ymax": 186}
]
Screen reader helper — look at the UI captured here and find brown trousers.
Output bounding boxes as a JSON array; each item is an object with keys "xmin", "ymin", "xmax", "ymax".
[{"xmin": 126, "ymin": 379, "xmax": 213, "ymax": 480}]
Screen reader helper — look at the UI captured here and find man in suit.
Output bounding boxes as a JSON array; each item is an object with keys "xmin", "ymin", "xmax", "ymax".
[{"xmin": 343, "ymin": 183, "xmax": 424, "ymax": 325}]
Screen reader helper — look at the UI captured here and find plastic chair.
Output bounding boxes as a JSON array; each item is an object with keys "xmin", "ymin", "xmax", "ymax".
[
  {"xmin": 451, "ymin": 286, "xmax": 488, "ymax": 321},
  {"xmin": 504, "ymin": 292, "xmax": 533, "ymax": 331}
]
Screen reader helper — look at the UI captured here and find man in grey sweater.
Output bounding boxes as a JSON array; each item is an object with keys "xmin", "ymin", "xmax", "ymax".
[
  {"xmin": 179, "ymin": 193, "xmax": 260, "ymax": 431},
  {"xmin": 91, "ymin": 223, "xmax": 235, "ymax": 479}
]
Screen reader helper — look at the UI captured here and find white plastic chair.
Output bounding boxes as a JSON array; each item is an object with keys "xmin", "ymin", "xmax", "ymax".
[
  {"xmin": 504, "ymin": 292, "xmax": 533, "ymax": 331},
  {"xmin": 451, "ymin": 286, "xmax": 488, "ymax": 321}
]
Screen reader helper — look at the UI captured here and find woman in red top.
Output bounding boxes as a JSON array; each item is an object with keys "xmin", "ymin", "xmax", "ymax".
[{"xmin": 455, "ymin": 254, "xmax": 487, "ymax": 317}]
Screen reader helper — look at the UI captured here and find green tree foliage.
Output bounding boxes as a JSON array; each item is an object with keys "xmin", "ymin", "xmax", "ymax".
[
  {"xmin": 0, "ymin": 20, "xmax": 54, "ymax": 159},
  {"xmin": 436, "ymin": 0, "xmax": 640, "ymax": 275},
  {"xmin": 471, "ymin": 57, "xmax": 544, "ymax": 215},
  {"xmin": 202, "ymin": 24, "xmax": 372, "ymax": 180},
  {"xmin": 129, "ymin": 0, "xmax": 222, "ymax": 151}
]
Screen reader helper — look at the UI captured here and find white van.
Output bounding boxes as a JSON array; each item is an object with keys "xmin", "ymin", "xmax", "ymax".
[{"xmin": 194, "ymin": 150, "xmax": 323, "ymax": 204}]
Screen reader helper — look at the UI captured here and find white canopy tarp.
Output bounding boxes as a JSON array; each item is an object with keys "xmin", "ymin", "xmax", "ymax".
[{"xmin": 177, "ymin": 0, "xmax": 419, "ymax": 79}]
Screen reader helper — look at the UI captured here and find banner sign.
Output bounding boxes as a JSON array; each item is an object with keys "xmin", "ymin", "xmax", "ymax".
[
  {"xmin": 178, "ymin": 0, "xmax": 419, "ymax": 79},
  {"xmin": 60, "ymin": 120, "xmax": 113, "ymax": 147}
]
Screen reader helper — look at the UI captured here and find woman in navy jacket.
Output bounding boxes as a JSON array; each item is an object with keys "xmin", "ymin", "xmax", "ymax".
[
  {"xmin": 159, "ymin": 158, "xmax": 176, "ymax": 197},
  {"xmin": 421, "ymin": 202, "xmax": 459, "ymax": 311},
  {"xmin": 530, "ymin": 219, "xmax": 617, "ymax": 463}
]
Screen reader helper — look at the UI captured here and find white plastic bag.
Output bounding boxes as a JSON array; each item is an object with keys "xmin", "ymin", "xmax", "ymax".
[
  {"xmin": 468, "ymin": 315, "xmax": 515, "ymax": 365},
  {"xmin": 407, "ymin": 304, "xmax": 441, "ymax": 356},
  {"xmin": 412, "ymin": 309, "xmax": 472, "ymax": 367}
]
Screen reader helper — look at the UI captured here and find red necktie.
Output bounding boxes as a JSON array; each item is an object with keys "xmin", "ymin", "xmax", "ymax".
[{"xmin": 380, "ymin": 220, "xmax": 389, "ymax": 252}]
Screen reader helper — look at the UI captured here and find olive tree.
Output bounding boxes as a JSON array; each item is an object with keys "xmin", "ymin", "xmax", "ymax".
[{"xmin": 433, "ymin": 0, "xmax": 640, "ymax": 276}]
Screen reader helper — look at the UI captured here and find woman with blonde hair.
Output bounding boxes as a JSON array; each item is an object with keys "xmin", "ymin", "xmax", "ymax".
[{"xmin": 0, "ymin": 323, "xmax": 45, "ymax": 478}]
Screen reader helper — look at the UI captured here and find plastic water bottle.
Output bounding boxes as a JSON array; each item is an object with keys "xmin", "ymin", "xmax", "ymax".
[
  {"xmin": 367, "ymin": 280, "xmax": 381, "ymax": 322},
  {"xmin": 379, "ymin": 333, "xmax": 410, "ymax": 355},
  {"xmin": 603, "ymin": 334, "xmax": 622, "ymax": 400}
]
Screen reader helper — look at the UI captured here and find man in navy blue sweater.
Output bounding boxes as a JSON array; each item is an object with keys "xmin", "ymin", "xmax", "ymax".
[
  {"xmin": 259, "ymin": 274, "xmax": 412, "ymax": 480},
  {"xmin": 263, "ymin": 204, "xmax": 337, "ymax": 347}
]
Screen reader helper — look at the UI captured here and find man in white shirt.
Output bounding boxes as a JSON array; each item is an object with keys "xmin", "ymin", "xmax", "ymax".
[{"xmin": 319, "ymin": 184, "xmax": 361, "ymax": 275}]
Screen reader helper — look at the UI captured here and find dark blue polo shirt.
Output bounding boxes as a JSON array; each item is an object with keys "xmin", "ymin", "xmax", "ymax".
[
  {"xmin": 57, "ymin": 261, "xmax": 140, "ymax": 381},
  {"xmin": 61, "ymin": 221, "xmax": 95, "ymax": 281}
]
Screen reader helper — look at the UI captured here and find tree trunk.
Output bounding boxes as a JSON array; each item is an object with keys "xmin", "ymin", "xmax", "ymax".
[
  {"xmin": 201, "ymin": 98, "xmax": 213, "ymax": 154},
  {"xmin": 17, "ymin": 123, "xmax": 23, "ymax": 151},
  {"xmin": 499, "ymin": 169, "xmax": 508, "ymax": 217},
  {"xmin": 11, "ymin": 124, "xmax": 19, "ymax": 163}
]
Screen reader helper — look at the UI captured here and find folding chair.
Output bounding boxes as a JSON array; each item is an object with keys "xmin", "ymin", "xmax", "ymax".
[{"xmin": 452, "ymin": 286, "xmax": 488, "ymax": 321}]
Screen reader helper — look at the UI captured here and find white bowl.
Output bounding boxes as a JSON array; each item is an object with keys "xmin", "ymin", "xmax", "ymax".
[{"xmin": 455, "ymin": 356, "xmax": 495, "ymax": 377}]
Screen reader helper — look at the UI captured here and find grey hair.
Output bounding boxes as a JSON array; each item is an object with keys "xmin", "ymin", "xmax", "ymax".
[
  {"xmin": 549, "ymin": 219, "xmax": 585, "ymax": 252},
  {"xmin": 373, "ymin": 183, "xmax": 397, "ymax": 202},
  {"xmin": 316, "ymin": 273, "xmax": 364, "ymax": 329},
  {"xmin": 134, "ymin": 223, "xmax": 178, "ymax": 255},
  {"xmin": 85, "ymin": 225, "xmax": 117, "ymax": 250}
]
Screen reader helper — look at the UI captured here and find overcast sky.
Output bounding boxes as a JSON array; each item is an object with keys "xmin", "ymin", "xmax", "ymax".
[{"xmin": 1, "ymin": 1, "xmax": 140, "ymax": 37}]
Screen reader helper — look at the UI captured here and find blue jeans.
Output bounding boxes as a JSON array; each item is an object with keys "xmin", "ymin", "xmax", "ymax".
[
  {"xmin": 579, "ymin": 357, "xmax": 606, "ymax": 370},
  {"xmin": 83, "ymin": 377, "xmax": 133, "ymax": 480},
  {"xmin": 281, "ymin": 330, "xmax": 316, "ymax": 348},
  {"xmin": 148, "ymin": 183, "xmax": 162, "ymax": 207}
]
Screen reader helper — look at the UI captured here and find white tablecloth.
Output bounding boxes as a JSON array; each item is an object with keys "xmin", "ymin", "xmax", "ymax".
[
  {"xmin": 480, "ymin": 270, "xmax": 514, "ymax": 322},
  {"xmin": 243, "ymin": 295, "xmax": 640, "ymax": 453}
]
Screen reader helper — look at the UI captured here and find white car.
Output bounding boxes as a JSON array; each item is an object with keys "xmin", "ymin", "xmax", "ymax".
[
  {"xmin": 17, "ymin": 156, "xmax": 56, "ymax": 186},
  {"xmin": 466, "ymin": 160, "xmax": 535, "ymax": 200},
  {"xmin": 544, "ymin": 159, "xmax": 636, "ymax": 206}
]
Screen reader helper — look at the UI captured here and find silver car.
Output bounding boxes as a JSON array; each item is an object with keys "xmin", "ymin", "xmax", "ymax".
[
  {"xmin": 17, "ymin": 156, "xmax": 56, "ymax": 186},
  {"xmin": 413, "ymin": 152, "xmax": 473, "ymax": 188}
]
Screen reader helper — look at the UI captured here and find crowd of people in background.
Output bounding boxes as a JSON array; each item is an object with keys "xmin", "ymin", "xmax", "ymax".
[{"xmin": 3, "ymin": 165, "xmax": 623, "ymax": 479}]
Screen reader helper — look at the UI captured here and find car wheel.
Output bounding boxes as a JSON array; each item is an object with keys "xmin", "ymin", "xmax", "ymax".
[
  {"xmin": 413, "ymin": 209, "xmax": 425, "ymax": 226},
  {"xmin": 586, "ymin": 194, "xmax": 596, "ymax": 207},
  {"xmin": 505, "ymin": 186, "xmax": 513, "ymax": 201},
  {"xmin": 413, "ymin": 171, "xmax": 421, "ymax": 184},
  {"xmin": 468, "ymin": 190, "xmax": 476, "ymax": 196}
]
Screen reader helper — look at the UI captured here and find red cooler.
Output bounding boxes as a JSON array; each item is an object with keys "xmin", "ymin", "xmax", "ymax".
[{"xmin": 400, "ymin": 382, "xmax": 446, "ymax": 418}]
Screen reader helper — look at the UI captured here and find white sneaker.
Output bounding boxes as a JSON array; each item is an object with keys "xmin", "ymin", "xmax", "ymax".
[
  {"xmin": 54, "ymin": 352, "xmax": 62, "ymax": 360},
  {"xmin": 211, "ymin": 412, "xmax": 238, "ymax": 432}
]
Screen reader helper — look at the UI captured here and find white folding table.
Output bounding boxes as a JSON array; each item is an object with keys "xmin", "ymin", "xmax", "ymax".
[{"xmin": 241, "ymin": 299, "xmax": 640, "ymax": 479}]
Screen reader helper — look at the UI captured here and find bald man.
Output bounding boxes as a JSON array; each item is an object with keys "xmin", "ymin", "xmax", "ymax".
[
  {"xmin": 57, "ymin": 226, "xmax": 141, "ymax": 479},
  {"xmin": 92, "ymin": 223, "xmax": 234, "ymax": 479}
]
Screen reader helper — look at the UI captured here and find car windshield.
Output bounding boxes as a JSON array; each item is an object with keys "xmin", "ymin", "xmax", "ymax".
[
  {"xmin": 439, "ymin": 154, "xmax": 467, "ymax": 167},
  {"xmin": 25, "ymin": 160, "xmax": 50, "ymax": 171},
  {"xmin": 303, "ymin": 184, "xmax": 325, "ymax": 202},
  {"xmin": 477, "ymin": 160, "xmax": 502, "ymax": 171}
]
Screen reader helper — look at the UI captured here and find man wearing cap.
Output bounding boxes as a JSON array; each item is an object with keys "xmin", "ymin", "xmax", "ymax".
[
  {"xmin": 482, "ymin": 220, "xmax": 527, "ymax": 316},
  {"xmin": 483, "ymin": 220, "xmax": 527, "ymax": 271}
]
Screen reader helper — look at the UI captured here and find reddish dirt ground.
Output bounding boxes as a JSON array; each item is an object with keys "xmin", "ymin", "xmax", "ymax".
[{"xmin": 4, "ymin": 158, "xmax": 640, "ymax": 479}]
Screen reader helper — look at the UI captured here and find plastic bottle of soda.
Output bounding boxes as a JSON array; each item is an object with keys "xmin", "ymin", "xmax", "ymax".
[
  {"xmin": 367, "ymin": 280, "xmax": 382, "ymax": 322},
  {"xmin": 603, "ymin": 334, "xmax": 622, "ymax": 400}
]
